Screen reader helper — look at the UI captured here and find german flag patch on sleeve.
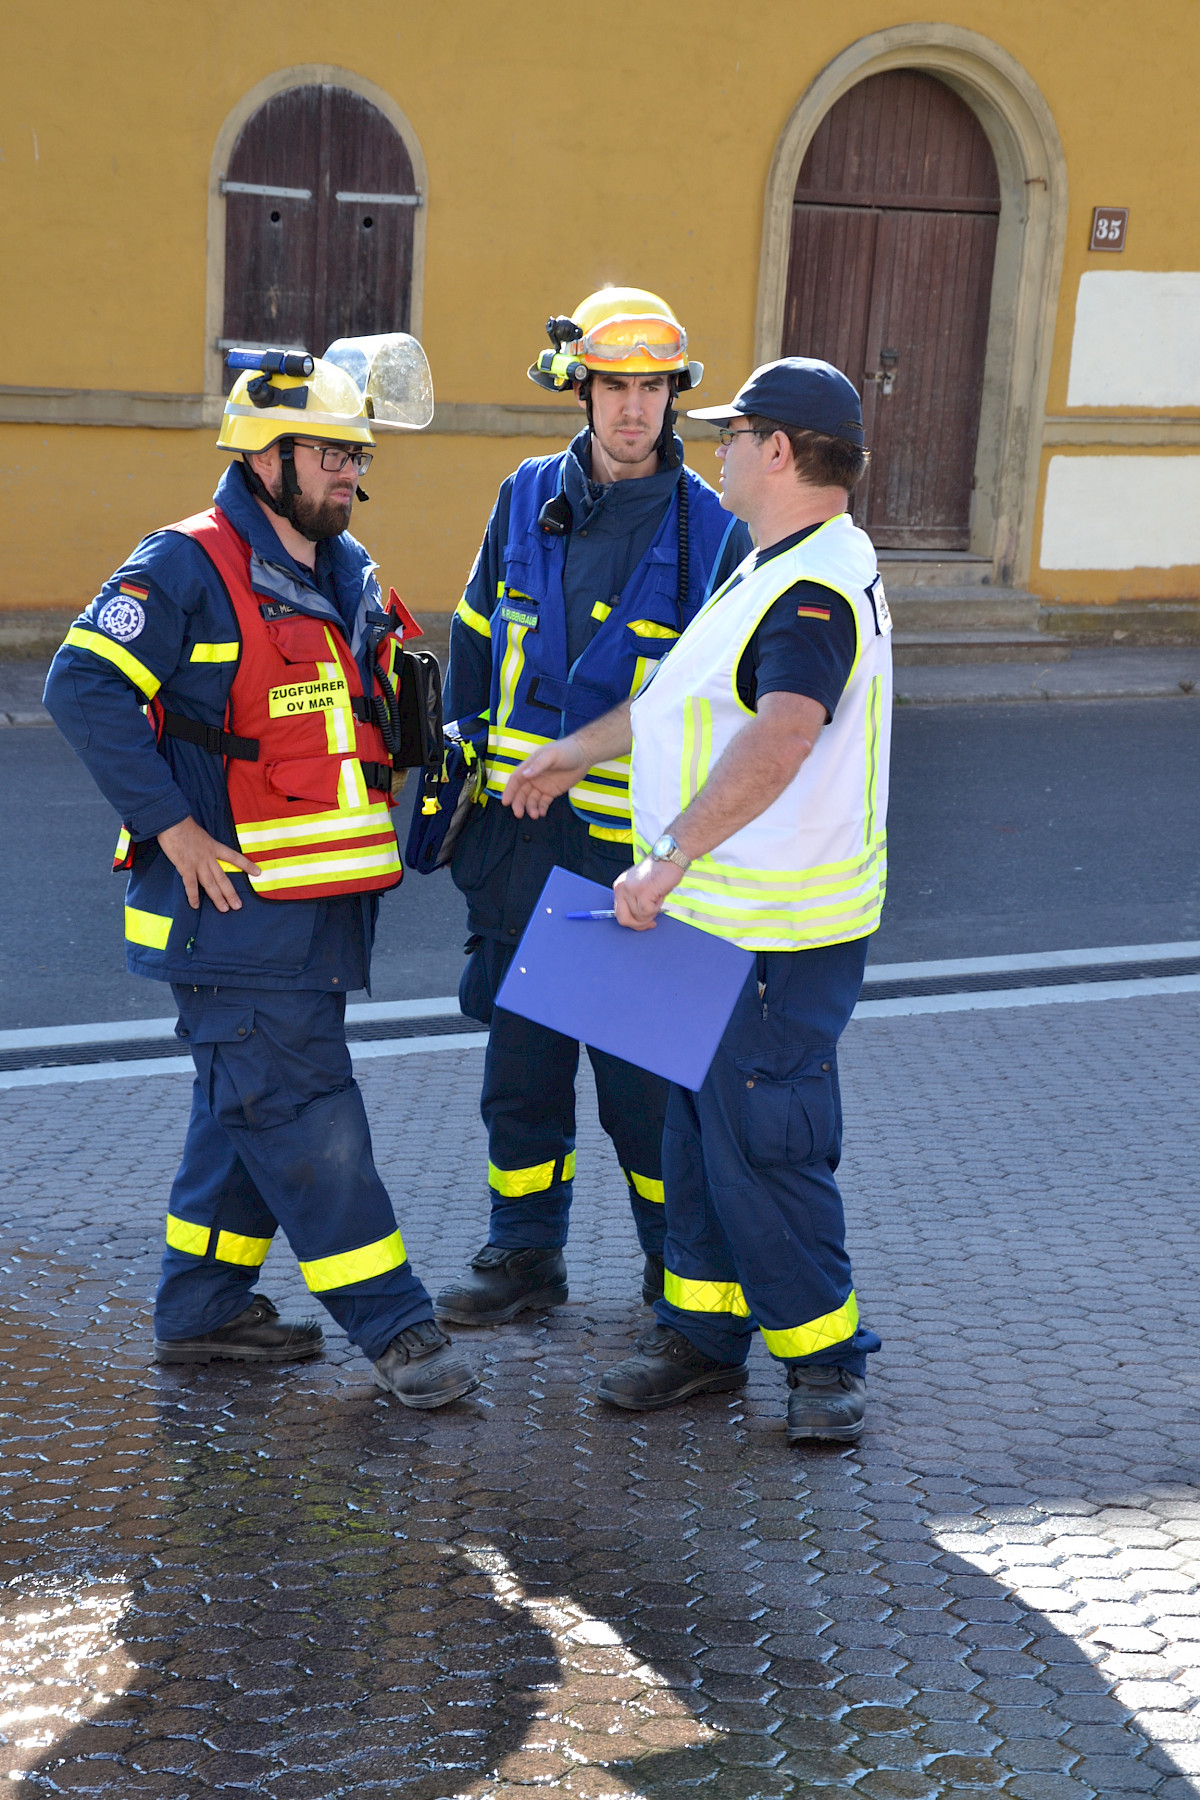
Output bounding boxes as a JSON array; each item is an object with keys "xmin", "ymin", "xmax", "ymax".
[{"xmin": 796, "ymin": 601, "xmax": 832, "ymax": 621}]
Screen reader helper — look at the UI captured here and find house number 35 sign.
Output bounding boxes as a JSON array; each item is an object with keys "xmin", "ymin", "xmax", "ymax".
[{"xmin": 1089, "ymin": 207, "xmax": 1129, "ymax": 252}]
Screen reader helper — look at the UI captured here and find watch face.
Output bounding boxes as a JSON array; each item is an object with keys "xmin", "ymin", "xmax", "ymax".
[{"xmin": 652, "ymin": 836, "xmax": 675, "ymax": 859}]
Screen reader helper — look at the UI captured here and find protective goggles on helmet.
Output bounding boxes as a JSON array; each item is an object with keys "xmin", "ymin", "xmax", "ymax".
[{"xmin": 576, "ymin": 313, "xmax": 688, "ymax": 362}]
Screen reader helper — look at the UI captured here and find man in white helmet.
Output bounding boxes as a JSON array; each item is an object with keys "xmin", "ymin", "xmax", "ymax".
[
  {"xmin": 43, "ymin": 344, "xmax": 478, "ymax": 1410},
  {"xmin": 427, "ymin": 288, "xmax": 751, "ymax": 1329}
]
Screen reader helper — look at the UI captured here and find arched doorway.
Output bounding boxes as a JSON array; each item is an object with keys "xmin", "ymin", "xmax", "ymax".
[
  {"xmin": 217, "ymin": 82, "xmax": 422, "ymax": 381},
  {"xmin": 782, "ymin": 70, "xmax": 1001, "ymax": 551}
]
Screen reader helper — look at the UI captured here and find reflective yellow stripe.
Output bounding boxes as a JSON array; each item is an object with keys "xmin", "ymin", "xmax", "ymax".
[
  {"xmin": 627, "ymin": 620, "xmax": 680, "ymax": 640},
  {"xmin": 113, "ymin": 827, "xmax": 131, "ymax": 866},
  {"xmin": 484, "ymin": 725, "xmax": 553, "ymax": 797},
  {"xmin": 495, "ymin": 622, "xmax": 528, "ymax": 739},
  {"xmin": 627, "ymin": 1170, "xmax": 664, "ymax": 1204},
  {"xmin": 680, "ymin": 696, "xmax": 712, "ymax": 809},
  {"xmin": 631, "ymin": 655, "xmax": 653, "ymax": 697},
  {"xmin": 299, "ymin": 1228, "xmax": 407, "ymax": 1293},
  {"xmin": 665, "ymin": 1271, "xmax": 751, "ymax": 1318},
  {"xmin": 189, "ymin": 641, "xmax": 240, "ymax": 663},
  {"xmin": 589, "ymin": 824, "xmax": 632, "ymax": 843},
  {"xmin": 65, "ymin": 627, "xmax": 160, "ymax": 699},
  {"xmin": 236, "ymin": 798, "xmax": 396, "ymax": 850},
  {"xmin": 456, "ymin": 597, "xmax": 492, "ymax": 637},
  {"xmin": 125, "ymin": 904, "xmax": 172, "ymax": 949},
  {"xmin": 591, "ymin": 600, "xmax": 612, "ymax": 623},
  {"xmin": 864, "ymin": 674, "xmax": 881, "ymax": 847},
  {"xmin": 215, "ymin": 1229, "xmax": 273, "ymax": 1267},
  {"xmin": 488, "ymin": 1151, "xmax": 576, "ymax": 1197},
  {"xmin": 165, "ymin": 1214, "xmax": 210, "ymax": 1257},
  {"xmin": 250, "ymin": 843, "xmax": 402, "ymax": 894},
  {"xmin": 760, "ymin": 1292, "xmax": 859, "ymax": 1359}
]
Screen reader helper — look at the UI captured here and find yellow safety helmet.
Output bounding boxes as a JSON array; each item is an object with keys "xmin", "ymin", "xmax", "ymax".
[
  {"xmin": 217, "ymin": 352, "xmax": 375, "ymax": 456},
  {"xmin": 529, "ymin": 287, "xmax": 704, "ymax": 393}
]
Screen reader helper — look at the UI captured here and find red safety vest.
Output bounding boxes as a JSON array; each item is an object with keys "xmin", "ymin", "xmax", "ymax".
[{"xmin": 167, "ymin": 507, "xmax": 403, "ymax": 902}]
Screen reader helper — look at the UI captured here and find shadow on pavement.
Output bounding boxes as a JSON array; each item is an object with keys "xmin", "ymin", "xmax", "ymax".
[{"xmin": 0, "ymin": 1303, "xmax": 1191, "ymax": 1800}]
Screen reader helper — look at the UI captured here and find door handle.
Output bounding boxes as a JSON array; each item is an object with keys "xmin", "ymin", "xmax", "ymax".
[{"xmin": 865, "ymin": 347, "xmax": 899, "ymax": 396}]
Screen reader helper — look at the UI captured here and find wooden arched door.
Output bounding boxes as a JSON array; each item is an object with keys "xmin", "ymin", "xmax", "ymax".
[
  {"xmin": 221, "ymin": 85, "xmax": 420, "ymax": 379},
  {"xmin": 782, "ymin": 70, "xmax": 1000, "ymax": 550}
]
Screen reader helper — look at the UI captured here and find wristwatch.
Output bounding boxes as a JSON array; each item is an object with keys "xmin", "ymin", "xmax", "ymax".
[{"xmin": 651, "ymin": 833, "xmax": 691, "ymax": 872}]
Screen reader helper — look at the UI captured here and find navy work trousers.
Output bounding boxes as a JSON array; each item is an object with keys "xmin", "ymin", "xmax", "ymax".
[
  {"xmin": 155, "ymin": 985, "xmax": 435, "ymax": 1362},
  {"xmin": 462, "ymin": 939, "xmax": 669, "ymax": 1254},
  {"xmin": 654, "ymin": 938, "xmax": 881, "ymax": 1374}
]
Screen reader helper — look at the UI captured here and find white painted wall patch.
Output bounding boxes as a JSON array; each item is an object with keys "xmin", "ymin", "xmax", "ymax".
[
  {"xmin": 1066, "ymin": 272, "xmax": 1200, "ymax": 408},
  {"xmin": 1040, "ymin": 455, "xmax": 1200, "ymax": 570}
]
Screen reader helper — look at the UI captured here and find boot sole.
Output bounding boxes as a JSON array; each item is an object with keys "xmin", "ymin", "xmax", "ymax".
[
  {"xmin": 372, "ymin": 1369, "xmax": 481, "ymax": 1409},
  {"xmin": 434, "ymin": 1284, "xmax": 569, "ymax": 1326},
  {"xmin": 787, "ymin": 1416, "xmax": 865, "ymax": 1444},
  {"xmin": 154, "ymin": 1340, "xmax": 324, "ymax": 1365},
  {"xmin": 597, "ymin": 1364, "xmax": 748, "ymax": 1412}
]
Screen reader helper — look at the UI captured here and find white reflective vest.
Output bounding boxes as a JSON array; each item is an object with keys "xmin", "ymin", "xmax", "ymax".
[{"xmin": 629, "ymin": 512, "xmax": 892, "ymax": 952}]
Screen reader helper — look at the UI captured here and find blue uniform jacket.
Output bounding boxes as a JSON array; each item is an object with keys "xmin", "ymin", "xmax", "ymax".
[
  {"xmin": 444, "ymin": 433, "xmax": 752, "ymax": 946},
  {"xmin": 43, "ymin": 462, "xmax": 394, "ymax": 991}
]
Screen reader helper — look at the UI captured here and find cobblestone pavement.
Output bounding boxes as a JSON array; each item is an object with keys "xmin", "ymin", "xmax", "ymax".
[{"xmin": 1, "ymin": 993, "xmax": 1200, "ymax": 1797}]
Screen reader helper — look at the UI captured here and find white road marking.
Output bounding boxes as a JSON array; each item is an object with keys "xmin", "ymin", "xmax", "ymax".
[
  {"xmin": 864, "ymin": 940, "xmax": 1200, "ymax": 982},
  {"xmin": 0, "ymin": 1032, "xmax": 489, "ymax": 1091},
  {"xmin": 853, "ymin": 971, "xmax": 1200, "ymax": 1019},
  {"xmin": 2, "ymin": 941, "xmax": 1198, "ymax": 1085}
]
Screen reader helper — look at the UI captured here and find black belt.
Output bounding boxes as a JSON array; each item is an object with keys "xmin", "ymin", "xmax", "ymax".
[
  {"xmin": 162, "ymin": 713, "xmax": 391, "ymax": 791},
  {"xmin": 160, "ymin": 712, "xmax": 258, "ymax": 761}
]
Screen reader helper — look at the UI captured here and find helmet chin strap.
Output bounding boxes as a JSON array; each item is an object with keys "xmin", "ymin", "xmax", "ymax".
[
  {"xmin": 241, "ymin": 440, "xmax": 301, "ymax": 524},
  {"xmin": 659, "ymin": 375, "xmax": 681, "ymax": 470}
]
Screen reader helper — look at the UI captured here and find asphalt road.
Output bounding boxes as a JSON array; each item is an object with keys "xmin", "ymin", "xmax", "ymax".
[{"xmin": 5, "ymin": 694, "xmax": 1199, "ymax": 1030}]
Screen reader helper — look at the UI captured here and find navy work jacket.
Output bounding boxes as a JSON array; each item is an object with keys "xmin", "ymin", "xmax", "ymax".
[
  {"xmin": 43, "ymin": 462, "xmax": 395, "ymax": 991},
  {"xmin": 444, "ymin": 433, "xmax": 752, "ymax": 946}
]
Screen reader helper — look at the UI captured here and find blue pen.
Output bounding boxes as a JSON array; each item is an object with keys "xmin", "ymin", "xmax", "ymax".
[{"xmin": 564, "ymin": 909, "xmax": 617, "ymax": 920}]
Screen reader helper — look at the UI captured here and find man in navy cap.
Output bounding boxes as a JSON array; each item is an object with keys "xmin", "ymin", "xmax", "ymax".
[{"xmin": 500, "ymin": 358, "xmax": 892, "ymax": 1444}]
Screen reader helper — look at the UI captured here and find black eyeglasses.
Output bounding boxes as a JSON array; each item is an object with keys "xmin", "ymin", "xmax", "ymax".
[
  {"xmin": 717, "ymin": 425, "xmax": 766, "ymax": 447},
  {"xmin": 296, "ymin": 442, "xmax": 373, "ymax": 474}
]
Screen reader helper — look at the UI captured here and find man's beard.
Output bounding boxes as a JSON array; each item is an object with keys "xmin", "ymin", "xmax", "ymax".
[{"xmin": 290, "ymin": 486, "xmax": 354, "ymax": 542}]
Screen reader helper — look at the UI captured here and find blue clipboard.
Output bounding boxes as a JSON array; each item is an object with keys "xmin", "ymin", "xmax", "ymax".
[{"xmin": 495, "ymin": 866, "xmax": 754, "ymax": 1091}]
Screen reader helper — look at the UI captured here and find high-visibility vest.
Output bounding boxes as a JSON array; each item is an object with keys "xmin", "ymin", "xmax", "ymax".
[
  {"xmin": 479, "ymin": 454, "xmax": 739, "ymax": 840},
  {"xmin": 630, "ymin": 513, "xmax": 893, "ymax": 951},
  {"xmin": 169, "ymin": 508, "xmax": 403, "ymax": 902}
]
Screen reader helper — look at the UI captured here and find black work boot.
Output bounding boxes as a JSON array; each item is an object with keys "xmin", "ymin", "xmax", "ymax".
[
  {"xmin": 786, "ymin": 1364, "xmax": 867, "ymax": 1443},
  {"xmin": 641, "ymin": 1253, "xmax": 665, "ymax": 1306},
  {"xmin": 373, "ymin": 1319, "xmax": 479, "ymax": 1409},
  {"xmin": 434, "ymin": 1244, "xmax": 568, "ymax": 1325},
  {"xmin": 597, "ymin": 1324, "xmax": 748, "ymax": 1412},
  {"xmin": 154, "ymin": 1295, "xmax": 324, "ymax": 1365}
]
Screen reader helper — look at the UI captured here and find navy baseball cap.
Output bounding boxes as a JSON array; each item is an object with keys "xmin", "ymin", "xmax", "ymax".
[{"xmin": 687, "ymin": 356, "xmax": 865, "ymax": 446}]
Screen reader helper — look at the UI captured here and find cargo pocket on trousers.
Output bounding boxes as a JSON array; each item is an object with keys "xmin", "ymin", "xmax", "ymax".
[
  {"xmin": 738, "ymin": 1048, "xmax": 839, "ymax": 1168},
  {"xmin": 179, "ymin": 1006, "xmax": 293, "ymax": 1132}
]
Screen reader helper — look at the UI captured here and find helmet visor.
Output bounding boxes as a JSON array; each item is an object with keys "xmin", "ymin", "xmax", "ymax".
[
  {"xmin": 322, "ymin": 333, "xmax": 435, "ymax": 430},
  {"xmin": 577, "ymin": 313, "xmax": 687, "ymax": 363}
]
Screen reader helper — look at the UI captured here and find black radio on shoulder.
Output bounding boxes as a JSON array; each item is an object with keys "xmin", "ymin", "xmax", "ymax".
[{"xmin": 537, "ymin": 491, "xmax": 573, "ymax": 536}]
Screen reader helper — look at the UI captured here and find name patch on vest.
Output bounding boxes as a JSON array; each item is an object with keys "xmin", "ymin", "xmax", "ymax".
[
  {"xmin": 268, "ymin": 676, "xmax": 350, "ymax": 717},
  {"xmin": 500, "ymin": 603, "xmax": 538, "ymax": 629},
  {"xmin": 259, "ymin": 600, "xmax": 298, "ymax": 620}
]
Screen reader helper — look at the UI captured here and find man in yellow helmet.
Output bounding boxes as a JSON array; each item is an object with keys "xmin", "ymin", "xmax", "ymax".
[
  {"xmin": 430, "ymin": 289, "xmax": 752, "ymax": 1327},
  {"xmin": 43, "ymin": 342, "xmax": 479, "ymax": 1410}
]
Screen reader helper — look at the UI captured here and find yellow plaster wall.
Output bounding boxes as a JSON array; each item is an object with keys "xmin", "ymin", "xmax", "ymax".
[
  {"xmin": 2, "ymin": 0, "xmax": 1198, "ymax": 609},
  {"xmin": 0, "ymin": 423, "xmax": 730, "ymax": 616}
]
